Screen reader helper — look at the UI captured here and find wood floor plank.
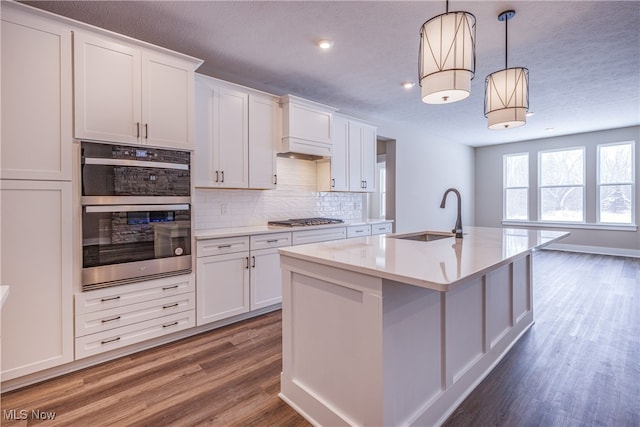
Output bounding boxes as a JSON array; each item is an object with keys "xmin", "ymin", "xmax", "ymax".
[{"xmin": 2, "ymin": 251, "xmax": 638, "ymax": 426}]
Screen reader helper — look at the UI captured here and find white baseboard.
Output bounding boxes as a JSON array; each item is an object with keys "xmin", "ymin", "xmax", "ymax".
[{"xmin": 544, "ymin": 243, "xmax": 640, "ymax": 258}]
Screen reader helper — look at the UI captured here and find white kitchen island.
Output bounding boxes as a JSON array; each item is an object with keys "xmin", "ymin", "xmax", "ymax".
[{"xmin": 278, "ymin": 226, "xmax": 569, "ymax": 427}]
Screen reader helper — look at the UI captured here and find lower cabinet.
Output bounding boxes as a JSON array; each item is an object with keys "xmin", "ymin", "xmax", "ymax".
[
  {"xmin": 74, "ymin": 274, "xmax": 195, "ymax": 359},
  {"xmin": 196, "ymin": 232, "xmax": 291, "ymax": 325},
  {"xmin": 0, "ymin": 180, "xmax": 73, "ymax": 381},
  {"xmin": 371, "ymin": 222, "xmax": 393, "ymax": 235}
]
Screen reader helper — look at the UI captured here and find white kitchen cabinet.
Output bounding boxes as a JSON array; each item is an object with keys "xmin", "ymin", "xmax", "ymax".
[
  {"xmin": 195, "ymin": 75, "xmax": 278, "ymax": 189},
  {"xmin": 281, "ymin": 95, "xmax": 336, "ymax": 157},
  {"xmin": 74, "ymin": 31, "xmax": 199, "ymax": 149},
  {"xmin": 347, "ymin": 224, "xmax": 372, "ymax": 238},
  {"xmin": 1, "ymin": 6, "xmax": 72, "ymax": 181},
  {"xmin": 0, "ymin": 180, "xmax": 73, "ymax": 381},
  {"xmin": 74, "ymin": 274, "xmax": 195, "ymax": 359},
  {"xmin": 249, "ymin": 232, "xmax": 291, "ymax": 310},
  {"xmin": 196, "ymin": 237, "xmax": 251, "ymax": 325},
  {"xmin": 316, "ymin": 114, "xmax": 349, "ymax": 191},
  {"xmin": 292, "ymin": 227, "xmax": 347, "ymax": 245},
  {"xmin": 371, "ymin": 222, "xmax": 393, "ymax": 235},
  {"xmin": 348, "ymin": 120, "xmax": 377, "ymax": 192},
  {"xmin": 317, "ymin": 115, "xmax": 377, "ymax": 193}
]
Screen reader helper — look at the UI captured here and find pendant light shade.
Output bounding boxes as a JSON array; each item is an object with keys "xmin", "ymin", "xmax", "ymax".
[
  {"xmin": 419, "ymin": 4, "xmax": 476, "ymax": 104},
  {"xmin": 485, "ymin": 67, "xmax": 529, "ymax": 129},
  {"xmin": 484, "ymin": 10, "xmax": 529, "ymax": 129}
]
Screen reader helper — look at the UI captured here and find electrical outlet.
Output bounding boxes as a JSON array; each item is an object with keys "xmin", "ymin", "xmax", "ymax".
[{"xmin": 221, "ymin": 203, "xmax": 228, "ymax": 215}]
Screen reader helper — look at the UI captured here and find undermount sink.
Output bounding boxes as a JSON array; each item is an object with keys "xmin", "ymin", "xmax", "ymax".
[{"xmin": 387, "ymin": 231, "xmax": 455, "ymax": 242}]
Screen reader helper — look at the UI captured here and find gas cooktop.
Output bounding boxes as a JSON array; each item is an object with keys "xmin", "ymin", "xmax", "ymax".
[{"xmin": 268, "ymin": 217, "xmax": 344, "ymax": 227}]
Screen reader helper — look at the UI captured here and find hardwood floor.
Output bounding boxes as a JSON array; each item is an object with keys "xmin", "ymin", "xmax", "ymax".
[{"xmin": 2, "ymin": 250, "xmax": 638, "ymax": 426}]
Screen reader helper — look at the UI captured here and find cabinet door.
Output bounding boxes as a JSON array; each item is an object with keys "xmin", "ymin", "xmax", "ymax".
[
  {"xmin": 348, "ymin": 122, "xmax": 364, "ymax": 192},
  {"xmin": 248, "ymin": 95, "xmax": 277, "ymax": 189},
  {"xmin": 360, "ymin": 123, "xmax": 377, "ymax": 193},
  {"xmin": 1, "ymin": 10, "xmax": 72, "ymax": 181},
  {"xmin": 74, "ymin": 32, "xmax": 141, "ymax": 145},
  {"xmin": 330, "ymin": 115, "xmax": 350, "ymax": 191},
  {"xmin": 196, "ymin": 252, "xmax": 250, "ymax": 325},
  {"xmin": 1, "ymin": 181, "xmax": 73, "ymax": 380},
  {"xmin": 250, "ymin": 248, "xmax": 283, "ymax": 310},
  {"xmin": 194, "ymin": 76, "xmax": 215, "ymax": 186},
  {"xmin": 215, "ymin": 87, "xmax": 249, "ymax": 188},
  {"xmin": 142, "ymin": 52, "xmax": 194, "ymax": 150}
]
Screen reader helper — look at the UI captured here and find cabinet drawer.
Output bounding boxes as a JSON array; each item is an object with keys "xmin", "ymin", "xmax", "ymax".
[
  {"xmin": 292, "ymin": 227, "xmax": 347, "ymax": 245},
  {"xmin": 250, "ymin": 232, "xmax": 292, "ymax": 250},
  {"xmin": 75, "ymin": 310, "xmax": 195, "ymax": 359},
  {"xmin": 75, "ymin": 292, "xmax": 195, "ymax": 337},
  {"xmin": 197, "ymin": 236, "xmax": 250, "ymax": 257},
  {"xmin": 347, "ymin": 225, "xmax": 371, "ymax": 238},
  {"xmin": 75, "ymin": 274, "xmax": 194, "ymax": 315},
  {"xmin": 371, "ymin": 222, "xmax": 392, "ymax": 235}
]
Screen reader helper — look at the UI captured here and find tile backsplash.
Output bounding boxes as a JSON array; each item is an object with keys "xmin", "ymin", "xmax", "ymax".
[{"xmin": 194, "ymin": 157, "xmax": 366, "ymax": 230}]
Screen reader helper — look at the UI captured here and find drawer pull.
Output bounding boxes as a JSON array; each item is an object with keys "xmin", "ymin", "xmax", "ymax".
[
  {"xmin": 101, "ymin": 296, "xmax": 121, "ymax": 302},
  {"xmin": 355, "ymin": 230, "xmax": 363, "ymax": 233},
  {"xmin": 163, "ymin": 321, "xmax": 179, "ymax": 328},
  {"xmin": 218, "ymin": 244, "xmax": 232, "ymax": 249},
  {"xmin": 101, "ymin": 337, "xmax": 121, "ymax": 345},
  {"xmin": 162, "ymin": 285, "xmax": 179, "ymax": 291},
  {"xmin": 163, "ymin": 303, "xmax": 179, "ymax": 309},
  {"xmin": 266, "ymin": 239, "xmax": 278, "ymax": 243},
  {"xmin": 101, "ymin": 316, "xmax": 121, "ymax": 324}
]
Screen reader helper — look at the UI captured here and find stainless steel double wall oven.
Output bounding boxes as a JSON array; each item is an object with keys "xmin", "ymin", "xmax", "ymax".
[{"xmin": 81, "ymin": 142, "xmax": 192, "ymax": 291}]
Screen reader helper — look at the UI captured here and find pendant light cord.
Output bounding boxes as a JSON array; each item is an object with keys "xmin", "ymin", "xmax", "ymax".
[
  {"xmin": 505, "ymin": 16, "xmax": 509, "ymax": 69},
  {"xmin": 446, "ymin": 0, "xmax": 449, "ymax": 13}
]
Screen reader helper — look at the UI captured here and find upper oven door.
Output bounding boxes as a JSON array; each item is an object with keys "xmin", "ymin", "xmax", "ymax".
[{"xmin": 81, "ymin": 142, "xmax": 190, "ymax": 204}]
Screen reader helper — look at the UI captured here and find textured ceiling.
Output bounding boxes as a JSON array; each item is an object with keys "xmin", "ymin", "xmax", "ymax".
[{"xmin": 23, "ymin": 1, "xmax": 640, "ymax": 147}]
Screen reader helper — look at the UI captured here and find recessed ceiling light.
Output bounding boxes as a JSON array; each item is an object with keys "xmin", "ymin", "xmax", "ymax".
[
  {"xmin": 317, "ymin": 39, "xmax": 334, "ymax": 49},
  {"xmin": 545, "ymin": 127, "xmax": 555, "ymax": 132},
  {"xmin": 402, "ymin": 82, "xmax": 415, "ymax": 89}
]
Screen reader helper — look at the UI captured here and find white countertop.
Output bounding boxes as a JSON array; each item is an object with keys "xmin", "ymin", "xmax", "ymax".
[
  {"xmin": 195, "ymin": 219, "xmax": 392, "ymax": 240},
  {"xmin": 1, "ymin": 286, "xmax": 9, "ymax": 307},
  {"xmin": 278, "ymin": 226, "xmax": 569, "ymax": 292}
]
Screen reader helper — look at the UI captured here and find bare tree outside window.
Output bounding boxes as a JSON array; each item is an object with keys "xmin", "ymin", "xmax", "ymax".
[
  {"xmin": 539, "ymin": 148, "xmax": 584, "ymax": 222},
  {"xmin": 598, "ymin": 142, "xmax": 634, "ymax": 224},
  {"xmin": 503, "ymin": 153, "xmax": 528, "ymax": 220}
]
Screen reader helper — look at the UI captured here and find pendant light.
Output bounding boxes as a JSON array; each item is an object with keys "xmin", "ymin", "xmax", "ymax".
[
  {"xmin": 484, "ymin": 10, "xmax": 529, "ymax": 129},
  {"xmin": 419, "ymin": 0, "xmax": 476, "ymax": 104}
]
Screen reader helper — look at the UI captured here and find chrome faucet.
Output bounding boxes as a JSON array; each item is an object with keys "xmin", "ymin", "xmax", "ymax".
[{"xmin": 440, "ymin": 188, "xmax": 463, "ymax": 238}]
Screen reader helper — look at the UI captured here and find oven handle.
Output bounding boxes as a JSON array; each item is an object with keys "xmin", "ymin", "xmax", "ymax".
[
  {"xmin": 83, "ymin": 157, "xmax": 189, "ymax": 171},
  {"xmin": 84, "ymin": 204, "xmax": 190, "ymax": 213}
]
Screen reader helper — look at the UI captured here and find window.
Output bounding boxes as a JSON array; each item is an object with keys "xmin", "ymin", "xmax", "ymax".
[
  {"xmin": 598, "ymin": 142, "xmax": 634, "ymax": 224},
  {"xmin": 503, "ymin": 153, "xmax": 528, "ymax": 220},
  {"xmin": 539, "ymin": 148, "xmax": 585, "ymax": 222}
]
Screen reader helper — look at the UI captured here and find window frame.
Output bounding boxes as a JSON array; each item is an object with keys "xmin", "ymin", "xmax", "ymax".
[
  {"xmin": 596, "ymin": 141, "xmax": 635, "ymax": 225},
  {"xmin": 502, "ymin": 152, "xmax": 529, "ymax": 221},
  {"xmin": 538, "ymin": 146, "xmax": 586, "ymax": 223}
]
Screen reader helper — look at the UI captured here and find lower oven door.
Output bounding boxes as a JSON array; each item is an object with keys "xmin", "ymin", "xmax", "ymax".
[{"xmin": 82, "ymin": 204, "xmax": 192, "ymax": 290}]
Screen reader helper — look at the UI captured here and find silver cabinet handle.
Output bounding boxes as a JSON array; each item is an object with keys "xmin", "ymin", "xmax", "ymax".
[
  {"xmin": 163, "ymin": 321, "xmax": 179, "ymax": 328},
  {"xmin": 136, "ymin": 122, "xmax": 140, "ymax": 138},
  {"xmin": 101, "ymin": 337, "xmax": 120, "ymax": 345},
  {"xmin": 245, "ymin": 257, "xmax": 249, "ymax": 269},
  {"xmin": 101, "ymin": 316, "xmax": 121, "ymax": 324},
  {"xmin": 331, "ymin": 178, "xmax": 335, "ymax": 188},
  {"xmin": 101, "ymin": 296, "xmax": 120, "ymax": 302},
  {"xmin": 218, "ymin": 244, "xmax": 231, "ymax": 249},
  {"xmin": 252, "ymin": 256, "xmax": 256, "ymax": 268},
  {"xmin": 144, "ymin": 123, "xmax": 149, "ymax": 139},
  {"xmin": 162, "ymin": 285, "xmax": 179, "ymax": 291},
  {"xmin": 215, "ymin": 171, "xmax": 219, "ymax": 183},
  {"xmin": 274, "ymin": 174, "xmax": 277, "ymax": 185},
  {"xmin": 355, "ymin": 230, "xmax": 363, "ymax": 233},
  {"xmin": 266, "ymin": 239, "xmax": 278, "ymax": 243},
  {"xmin": 221, "ymin": 171, "xmax": 224, "ymax": 183}
]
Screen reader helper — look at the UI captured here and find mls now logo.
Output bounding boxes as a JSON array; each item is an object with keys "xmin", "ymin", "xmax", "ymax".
[{"xmin": 3, "ymin": 409, "xmax": 56, "ymax": 420}]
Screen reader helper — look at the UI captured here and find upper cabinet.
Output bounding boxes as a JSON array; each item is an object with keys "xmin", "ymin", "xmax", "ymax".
[
  {"xmin": 317, "ymin": 115, "xmax": 377, "ymax": 193},
  {"xmin": 1, "ymin": 6, "xmax": 72, "ymax": 181},
  {"xmin": 194, "ymin": 74, "xmax": 278, "ymax": 189},
  {"xmin": 74, "ymin": 31, "xmax": 201, "ymax": 150},
  {"xmin": 280, "ymin": 95, "xmax": 336, "ymax": 157}
]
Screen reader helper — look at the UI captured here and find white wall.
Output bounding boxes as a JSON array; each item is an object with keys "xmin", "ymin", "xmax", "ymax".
[
  {"xmin": 475, "ymin": 126, "xmax": 640, "ymax": 254},
  {"xmin": 376, "ymin": 122, "xmax": 475, "ymax": 234}
]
